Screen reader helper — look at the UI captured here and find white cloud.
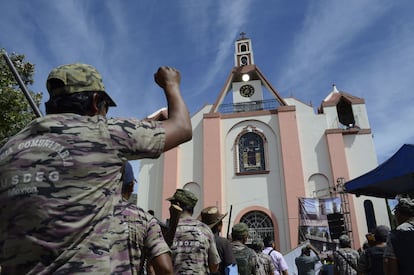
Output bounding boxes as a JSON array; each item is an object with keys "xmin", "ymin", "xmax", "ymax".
[
  {"xmin": 193, "ymin": 1, "xmax": 254, "ymax": 97},
  {"xmin": 1, "ymin": 0, "xmax": 412, "ymax": 162},
  {"xmin": 278, "ymin": 0, "xmax": 391, "ymax": 95}
]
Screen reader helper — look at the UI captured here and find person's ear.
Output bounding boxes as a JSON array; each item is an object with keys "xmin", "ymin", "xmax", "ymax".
[
  {"xmin": 92, "ymin": 93, "xmax": 108, "ymax": 116},
  {"xmin": 91, "ymin": 93, "xmax": 100, "ymax": 115}
]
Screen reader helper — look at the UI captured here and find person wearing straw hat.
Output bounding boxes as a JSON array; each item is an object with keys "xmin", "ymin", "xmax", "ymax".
[{"xmin": 200, "ymin": 206, "xmax": 237, "ymax": 274}]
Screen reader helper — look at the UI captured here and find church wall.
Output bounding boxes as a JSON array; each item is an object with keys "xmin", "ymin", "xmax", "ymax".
[
  {"xmin": 323, "ymin": 106, "xmax": 340, "ymax": 129},
  {"xmin": 277, "ymin": 107, "xmax": 307, "ymax": 250},
  {"xmin": 352, "ymin": 104, "xmax": 371, "ymax": 129},
  {"xmin": 220, "ymin": 115, "xmax": 293, "ymax": 251},
  {"xmin": 285, "ymin": 98, "xmax": 334, "ymax": 197},
  {"xmin": 344, "ymin": 134, "xmax": 390, "ymax": 245}
]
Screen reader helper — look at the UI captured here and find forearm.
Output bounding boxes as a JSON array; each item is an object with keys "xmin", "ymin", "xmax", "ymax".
[
  {"xmin": 162, "ymin": 84, "xmax": 192, "ymax": 151},
  {"xmin": 150, "ymin": 253, "xmax": 173, "ymax": 275},
  {"xmin": 209, "ymin": 263, "xmax": 219, "ymax": 273},
  {"xmin": 308, "ymin": 244, "xmax": 321, "ymax": 259}
]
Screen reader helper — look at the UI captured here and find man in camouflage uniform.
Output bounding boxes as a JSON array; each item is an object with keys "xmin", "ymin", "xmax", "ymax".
[
  {"xmin": 167, "ymin": 188, "xmax": 220, "ymax": 274},
  {"xmin": 333, "ymin": 234, "xmax": 359, "ymax": 275},
  {"xmin": 0, "ymin": 63, "xmax": 192, "ymax": 274},
  {"xmin": 231, "ymin": 222, "xmax": 261, "ymax": 275},
  {"xmin": 110, "ymin": 161, "xmax": 172, "ymax": 274},
  {"xmin": 252, "ymin": 238, "xmax": 275, "ymax": 275}
]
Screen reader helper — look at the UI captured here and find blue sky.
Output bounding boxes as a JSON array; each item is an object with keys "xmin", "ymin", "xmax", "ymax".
[{"xmin": 1, "ymin": 0, "xmax": 413, "ymax": 173}]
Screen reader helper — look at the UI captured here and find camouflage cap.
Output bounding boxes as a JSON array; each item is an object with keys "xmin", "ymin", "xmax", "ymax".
[
  {"xmin": 251, "ymin": 238, "xmax": 264, "ymax": 251},
  {"xmin": 232, "ymin": 222, "xmax": 249, "ymax": 238},
  {"xmin": 46, "ymin": 63, "xmax": 116, "ymax": 106},
  {"xmin": 166, "ymin": 189, "xmax": 198, "ymax": 208}
]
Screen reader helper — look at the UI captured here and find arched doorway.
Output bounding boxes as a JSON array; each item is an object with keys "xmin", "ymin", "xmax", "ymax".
[{"xmin": 240, "ymin": 210, "xmax": 274, "ymax": 243}]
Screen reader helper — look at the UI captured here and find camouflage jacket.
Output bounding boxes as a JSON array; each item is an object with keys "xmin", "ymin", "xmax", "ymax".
[
  {"xmin": 171, "ymin": 217, "xmax": 221, "ymax": 274},
  {"xmin": 333, "ymin": 248, "xmax": 359, "ymax": 275},
  {"xmin": 232, "ymin": 241, "xmax": 261, "ymax": 275},
  {"xmin": 0, "ymin": 114, "xmax": 165, "ymax": 274},
  {"xmin": 110, "ymin": 202, "xmax": 170, "ymax": 274}
]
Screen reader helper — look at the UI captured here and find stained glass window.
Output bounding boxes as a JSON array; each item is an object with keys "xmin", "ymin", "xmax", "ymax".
[{"xmin": 238, "ymin": 132, "xmax": 265, "ymax": 172}]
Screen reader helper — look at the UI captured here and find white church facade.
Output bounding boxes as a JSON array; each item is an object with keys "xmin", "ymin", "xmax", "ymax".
[{"xmin": 137, "ymin": 34, "xmax": 389, "ymax": 252}]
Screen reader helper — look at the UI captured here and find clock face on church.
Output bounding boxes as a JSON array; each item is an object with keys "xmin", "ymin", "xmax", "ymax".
[{"xmin": 240, "ymin": 84, "xmax": 255, "ymax": 97}]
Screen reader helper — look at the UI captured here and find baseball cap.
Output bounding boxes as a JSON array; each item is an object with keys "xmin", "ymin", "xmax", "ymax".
[
  {"xmin": 166, "ymin": 189, "xmax": 198, "ymax": 208},
  {"xmin": 374, "ymin": 225, "xmax": 390, "ymax": 242},
  {"xmin": 46, "ymin": 63, "xmax": 116, "ymax": 106}
]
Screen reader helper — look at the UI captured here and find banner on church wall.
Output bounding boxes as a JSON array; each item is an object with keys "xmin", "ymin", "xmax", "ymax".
[{"xmin": 298, "ymin": 197, "xmax": 342, "ymax": 244}]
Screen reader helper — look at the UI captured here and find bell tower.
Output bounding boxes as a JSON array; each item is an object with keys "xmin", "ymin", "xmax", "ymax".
[
  {"xmin": 232, "ymin": 33, "xmax": 263, "ymax": 106},
  {"xmin": 234, "ymin": 32, "xmax": 255, "ymax": 67}
]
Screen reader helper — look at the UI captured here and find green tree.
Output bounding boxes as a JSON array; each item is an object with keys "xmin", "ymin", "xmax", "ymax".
[{"xmin": 0, "ymin": 50, "xmax": 42, "ymax": 145}]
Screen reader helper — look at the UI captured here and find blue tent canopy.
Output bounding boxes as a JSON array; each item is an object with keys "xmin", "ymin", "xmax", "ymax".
[{"xmin": 344, "ymin": 144, "xmax": 414, "ymax": 199}]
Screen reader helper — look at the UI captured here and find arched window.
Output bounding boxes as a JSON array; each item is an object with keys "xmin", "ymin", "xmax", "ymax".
[
  {"xmin": 337, "ymin": 98, "xmax": 355, "ymax": 128},
  {"xmin": 364, "ymin": 200, "xmax": 377, "ymax": 233},
  {"xmin": 240, "ymin": 44, "xmax": 247, "ymax": 52},
  {"xmin": 240, "ymin": 55, "xmax": 248, "ymax": 66},
  {"xmin": 240, "ymin": 211, "xmax": 274, "ymax": 243},
  {"xmin": 237, "ymin": 130, "xmax": 266, "ymax": 173}
]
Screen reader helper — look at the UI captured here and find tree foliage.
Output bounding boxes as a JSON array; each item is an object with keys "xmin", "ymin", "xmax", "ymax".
[{"xmin": 0, "ymin": 50, "xmax": 43, "ymax": 145}]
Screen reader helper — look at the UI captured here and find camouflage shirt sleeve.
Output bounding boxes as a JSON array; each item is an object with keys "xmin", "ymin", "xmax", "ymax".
[
  {"xmin": 124, "ymin": 204, "xmax": 170, "ymax": 260},
  {"xmin": 107, "ymin": 117, "xmax": 165, "ymax": 159},
  {"xmin": 144, "ymin": 212, "xmax": 171, "ymax": 261}
]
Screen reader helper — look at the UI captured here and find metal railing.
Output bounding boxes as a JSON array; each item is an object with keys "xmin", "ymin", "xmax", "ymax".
[{"xmin": 218, "ymin": 99, "xmax": 280, "ymax": 114}]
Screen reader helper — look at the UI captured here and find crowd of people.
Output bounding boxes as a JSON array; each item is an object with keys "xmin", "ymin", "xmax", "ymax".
[
  {"xmin": 0, "ymin": 62, "xmax": 413, "ymax": 274},
  {"xmin": 296, "ymin": 196, "xmax": 414, "ymax": 275}
]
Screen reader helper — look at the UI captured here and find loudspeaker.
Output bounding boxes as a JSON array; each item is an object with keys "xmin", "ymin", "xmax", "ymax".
[{"xmin": 327, "ymin": 213, "xmax": 346, "ymax": 239}]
